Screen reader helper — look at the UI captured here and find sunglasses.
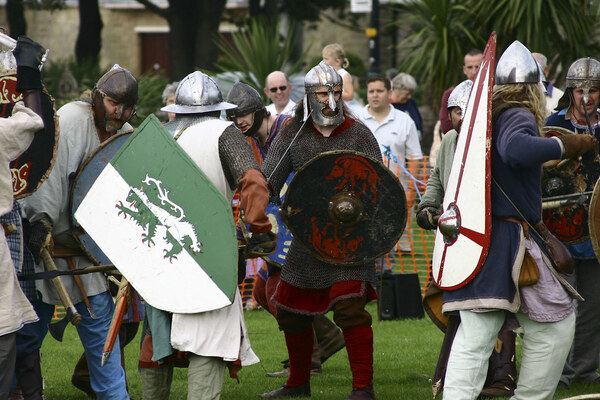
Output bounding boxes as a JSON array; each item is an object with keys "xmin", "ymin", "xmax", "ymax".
[{"xmin": 269, "ymin": 86, "xmax": 287, "ymax": 93}]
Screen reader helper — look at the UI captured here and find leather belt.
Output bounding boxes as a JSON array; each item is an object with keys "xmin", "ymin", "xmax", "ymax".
[{"xmin": 499, "ymin": 216, "xmax": 530, "ymax": 239}]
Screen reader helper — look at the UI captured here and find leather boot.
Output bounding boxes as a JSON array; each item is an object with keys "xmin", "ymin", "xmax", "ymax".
[
  {"xmin": 14, "ymin": 350, "xmax": 43, "ymax": 400},
  {"xmin": 346, "ymin": 385, "xmax": 375, "ymax": 400},
  {"xmin": 258, "ymin": 383, "xmax": 311, "ymax": 398},
  {"xmin": 313, "ymin": 314, "xmax": 345, "ymax": 364},
  {"xmin": 480, "ymin": 330, "xmax": 517, "ymax": 398},
  {"xmin": 71, "ymin": 352, "xmax": 96, "ymax": 399}
]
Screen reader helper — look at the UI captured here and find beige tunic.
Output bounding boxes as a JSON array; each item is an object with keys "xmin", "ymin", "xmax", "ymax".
[{"xmin": 0, "ymin": 102, "xmax": 42, "ymax": 335}]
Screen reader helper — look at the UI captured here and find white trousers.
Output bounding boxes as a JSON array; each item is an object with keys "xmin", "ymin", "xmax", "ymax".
[{"xmin": 443, "ymin": 309, "xmax": 575, "ymax": 400}]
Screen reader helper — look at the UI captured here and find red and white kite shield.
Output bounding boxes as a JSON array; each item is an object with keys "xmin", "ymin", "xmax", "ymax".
[{"xmin": 432, "ymin": 33, "xmax": 496, "ymax": 290}]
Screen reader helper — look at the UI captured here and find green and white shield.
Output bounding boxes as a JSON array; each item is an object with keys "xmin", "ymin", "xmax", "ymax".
[{"xmin": 74, "ymin": 115, "xmax": 237, "ymax": 313}]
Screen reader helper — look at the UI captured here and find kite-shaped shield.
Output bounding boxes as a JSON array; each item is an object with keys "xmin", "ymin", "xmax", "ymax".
[
  {"xmin": 74, "ymin": 115, "xmax": 237, "ymax": 313},
  {"xmin": 432, "ymin": 33, "xmax": 496, "ymax": 290},
  {"xmin": 70, "ymin": 130, "xmax": 133, "ymax": 265},
  {"xmin": 280, "ymin": 150, "xmax": 407, "ymax": 265}
]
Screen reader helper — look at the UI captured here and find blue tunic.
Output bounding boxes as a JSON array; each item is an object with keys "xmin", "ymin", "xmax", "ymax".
[{"xmin": 443, "ymin": 107, "xmax": 562, "ymax": 312}]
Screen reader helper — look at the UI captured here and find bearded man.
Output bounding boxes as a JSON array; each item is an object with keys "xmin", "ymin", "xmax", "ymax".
[
  {"xmin": 20, "ymin": 65, "xmax": 138, "ymax": 400},
  {"xmin": 259, "ymin": 61, "xmax": 382, "ymax": 400}
]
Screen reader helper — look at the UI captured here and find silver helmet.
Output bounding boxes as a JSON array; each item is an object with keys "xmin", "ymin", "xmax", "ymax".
[
  {"xmin": 161, "ymin": 71, "xmax": 236, "ymax": 114},
  {"xmin": 303, "ymin": 61, "xmax": 344, "ymax": 126},
  {"xmin": 495, "ymin": 40, "xmax": 540, "ymax": 85},
  {"xmin": 565, "ymin": 57, "xmax": 600, "ymax": 90},
  {"xmin": 447, "ymin": 80, "xmax": 473, "ymax": 118}
]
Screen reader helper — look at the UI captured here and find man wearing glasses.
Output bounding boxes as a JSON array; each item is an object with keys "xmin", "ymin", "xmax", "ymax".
[{"xmin": 264, "ymin": 71, "xmax": 296, "ymax": 116}]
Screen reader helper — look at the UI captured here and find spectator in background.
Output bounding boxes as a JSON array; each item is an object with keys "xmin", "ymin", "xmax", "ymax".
[
  {"xmin": 162, "ymin": 81, "xmax": 179, "ymax": 122},
  {"xmin": 532, "ymin": 52, "xmax": 564, "ymax": 116},
  {"xmin": 264, "ymin": 71, "xmax": 295, "ymax": 116},
  {"xmin": 322, "ymin": 43, "xmax": 354, "ymax": 102},
  {"xmin": 358, "ymin": 76, "xmax": 422, "ymax": 256},
  {"xmin": 390, "ymin": 72, "xmax": 423, "ymax": 141},
  {"xmin": 439, "ymin": 49, "xmax": 483, "ymax": 135}
]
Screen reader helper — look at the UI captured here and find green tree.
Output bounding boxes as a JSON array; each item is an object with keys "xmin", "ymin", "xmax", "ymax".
[
  {"xmin": 213, "ymin": 17, "xmax": 311, "ymax": 103},
  {"xmin": 392, "ymin": 0, "xmax": 481, "ymax": 110},
  {"xmin": 393, "ymin": 0, "xmax": 600, "ymax": 109}
]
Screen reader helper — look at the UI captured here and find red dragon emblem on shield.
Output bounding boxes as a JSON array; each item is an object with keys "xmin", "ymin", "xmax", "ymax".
[{"xmin": 325, "ymin": 155, "xmax": 380, "ymax": 203}]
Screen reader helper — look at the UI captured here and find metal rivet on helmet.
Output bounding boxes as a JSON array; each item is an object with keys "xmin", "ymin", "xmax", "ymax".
[
  {"xmin": 565, "ymin": 57, "xmax": 600, "ymax": 90},
  {"xmin": 161, "ymin": 71, "xmax": 236, "ymax": 114}
]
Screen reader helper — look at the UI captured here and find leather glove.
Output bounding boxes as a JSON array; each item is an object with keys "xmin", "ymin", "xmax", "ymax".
[
  {"xmin": 416, "ymin": 207, "xmax": 440, "ymax": 230},
  {"xmin": 245, "ymin": 231, "xmax": 277, "ymax": 259},
  {"xmin": 558, "ymin": 134, "xmax": 598, "ymax": 160},
  {"xmin": 13, "ymin": 36, "xmax": 45, "ymax": 92},
  {"xmin": 27, "ymin": 220, "xmax": 52, "ymax": 261}
]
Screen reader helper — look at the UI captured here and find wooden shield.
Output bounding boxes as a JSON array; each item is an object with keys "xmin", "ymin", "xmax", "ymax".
[
  {"xmin": 542, "ymin": 126, "xmax": 599, "ymax": 244},
  {"xmin": 70, "ymin": 130, "xmax": 134, "ymax": 265},
  {"xmin": 74, "ymin": 115, "xmax": 238, "ymax": 313},
  {"xmin": 431, "ymin": 33, "xmax": 496, "ymax": 290},
  {"xmin": 7, "ymin": 86, "xmax": 59, "ymax": 199},
  {"xmin": 589, "ymin": 178, "xmax": 600, "ymax": 261},
  {"xmin": 280, "ymin": 150, "xmax": 407, "ymax": 265}
]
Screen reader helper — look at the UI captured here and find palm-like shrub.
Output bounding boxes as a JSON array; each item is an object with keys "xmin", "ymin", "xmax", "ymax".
[{"xmin": 214, "ymin": 17, "xmax": 311, "ymax": 103}]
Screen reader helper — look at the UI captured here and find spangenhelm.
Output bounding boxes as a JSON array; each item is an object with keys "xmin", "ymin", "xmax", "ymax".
[
  {"xmin": 161, "ymin": 71, "xmax": 236, "ymax": 114},
  {"xmin": 495, "ymin": 40, "xmax": 540, "ymax": 85},
  {"xmin": 92, "ymin": 64, "xmax": 138, "ymax": 133},
  {"xmin": 303, "ymin": 61, "xmax": 344, "ymax": 126},
  {"xmin": 225, "ymin": 81, "xmax": 267, "ymax": 136},
  {"xmin": 94, "ymin": 64, "xmax": 138, "ymax": 107},
  {"xmin": 566, "ymin": 58, "xmax": 600, "ymax": 90},
  {"xmin": 447, "ymin": 80, "xmax": 473, "ymax": 119}
]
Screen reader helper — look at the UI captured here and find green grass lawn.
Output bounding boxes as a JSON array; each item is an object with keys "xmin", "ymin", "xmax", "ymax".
[{"xmin": 40, "ymin": 302, "xmax": 600, "ymax": 399}]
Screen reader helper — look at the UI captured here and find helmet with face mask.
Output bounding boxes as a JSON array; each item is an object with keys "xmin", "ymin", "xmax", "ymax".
[
  {"xmin": 92, "ymin": 64, "xmax": 138, "ymax": 133},
  {"xmin": 225, "ymin": 81, "xmax": 267, "ymax": 136},
  {"xmin": 303, "ymin": 61, "xmax": 344, "ymax": 126},
  {"xmin": 447, "ymin": 80, "xmax": 473, "ymax": 119}
]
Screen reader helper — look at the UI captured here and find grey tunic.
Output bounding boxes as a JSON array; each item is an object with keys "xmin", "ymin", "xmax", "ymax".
[
  {"xmin": 19, "ymin": 100, "xmax": 132, "ymax": 305},
  {"xmin": 261, "ymin": 117, "xmax": 383, "ymax": 289}
]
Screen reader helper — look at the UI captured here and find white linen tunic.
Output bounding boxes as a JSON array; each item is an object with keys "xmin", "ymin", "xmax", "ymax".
[
  {"xmin": 170, "ymin": 118, "xmax": 258, "ymax": 365},
  {"xmin": 0, "ymin": 102, "xmax": 42, "ymax": 335}
]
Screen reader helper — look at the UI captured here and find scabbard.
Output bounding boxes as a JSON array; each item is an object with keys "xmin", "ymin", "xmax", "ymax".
[
  {"xmin": 432, "ymin": 315, "xmax": 460, "ymax": 399},
  {"xmin": 101, "ymin": 277, "xmax": 129, "ymax": 367}
]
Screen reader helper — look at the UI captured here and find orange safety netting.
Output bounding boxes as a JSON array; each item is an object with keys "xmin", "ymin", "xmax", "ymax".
[{"xmin": 53, "ymin": 155, "xmax": 435, "ymax": 317}]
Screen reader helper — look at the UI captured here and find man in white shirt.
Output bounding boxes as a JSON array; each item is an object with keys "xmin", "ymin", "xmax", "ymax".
[
  {"xmin": 264, "ymin": 71, "xmax": 296, "ymax": 116},
  {"xmin": 358, "ymin": 75, "xmax": 422, "ymax": 254}
]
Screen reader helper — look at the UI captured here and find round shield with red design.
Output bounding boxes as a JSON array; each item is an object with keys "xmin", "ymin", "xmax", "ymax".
[
  {"xmin": 280, "ymin": 150, "xmax": 407, "ymax": 265},
  {"xmin": 9, "ymin": 87, "xmax": 58, "ymax": 199},
  {"xmin": 542, "ymin": 126, "xmax": 600, "ymax": 244}
]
